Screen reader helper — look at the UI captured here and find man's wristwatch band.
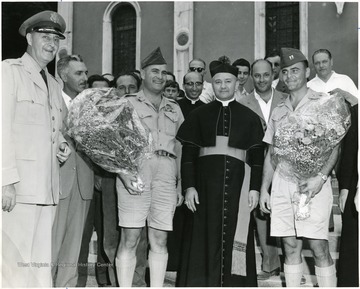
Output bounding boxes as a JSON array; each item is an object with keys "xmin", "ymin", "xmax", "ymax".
[{"xmin": 318, "ymin": 172, "xmax": 328, "ymax": 182}]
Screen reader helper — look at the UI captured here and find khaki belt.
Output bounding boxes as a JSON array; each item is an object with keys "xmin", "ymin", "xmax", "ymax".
[{"xmin": 199, "ymin": 136, "xmax": 246, "ymax": 162}]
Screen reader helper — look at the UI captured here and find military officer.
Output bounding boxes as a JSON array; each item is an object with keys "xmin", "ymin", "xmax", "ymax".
[{"xmin": 2, "ymin": 11, "xmax": 70, "ymax": 287}]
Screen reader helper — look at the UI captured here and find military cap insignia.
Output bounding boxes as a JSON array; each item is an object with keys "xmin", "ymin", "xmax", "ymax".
[
  {"xmin": 50, "ymin": 12, "xmax": 61, "ymax": 24},
  {"xmin": 289, "ymin": 55, "xmax": 294, "ymax": 60}
]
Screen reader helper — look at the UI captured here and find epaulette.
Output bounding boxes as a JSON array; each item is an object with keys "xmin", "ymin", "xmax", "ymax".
[{"xmin": 3, "ymin": 58, "xmax": 23, "ymax": 66}]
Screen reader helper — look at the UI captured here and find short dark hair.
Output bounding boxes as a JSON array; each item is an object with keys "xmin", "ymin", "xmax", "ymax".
[
  {"xmin": 164, "ymin": 80, "xmax": 180, "ymax": 91},
  {"xmin": 250, "ymin": 59, "xmax": 273, "ymax": 75},
  {"xmin": 232, "ymin": 58, "xmax": 250, "ymax": 71},
  {"xmin": 87, "ymin": 74, "xmax": 110, "ymax": 88},
  {"xmin": 265, "ymin": 50, "xmax": 280, "ymax": 59},
  {"xmin": 312, "ymin": 49, "xmax": 332, "ymax": 63},
  {"xmin": 115, "ymin": 72, "xmax": 141, "ymax": 89},
  {"xmin": 166, "ymin": 71, "xmax": 176, "ymax": 82}
]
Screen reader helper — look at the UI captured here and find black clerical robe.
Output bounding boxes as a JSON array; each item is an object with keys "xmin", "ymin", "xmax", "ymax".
[{"xmin": 176, "ymin": 100, "xmax": 264, "ymax": 287}]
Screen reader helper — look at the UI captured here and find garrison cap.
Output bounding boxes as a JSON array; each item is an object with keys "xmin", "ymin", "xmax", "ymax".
[
  {"xmin": 280, "ymin": 47, "xmax": 308, "ymax": 69},
  {"xmin": 19, "ymin": 10, "xmax": 66, "ymax": 40},
  {"xmin": 141, "ymin": 47, "xmax": 167, "ymax": 69},
  {"xmin": 210, "ymin": 60, "xmax": 238, "ymax": 78}
]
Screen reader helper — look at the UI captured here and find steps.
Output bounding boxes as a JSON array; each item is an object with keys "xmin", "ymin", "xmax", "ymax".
[{"xmin": 86, "ymin": 180, "xmax": 342, "ymax": 287}]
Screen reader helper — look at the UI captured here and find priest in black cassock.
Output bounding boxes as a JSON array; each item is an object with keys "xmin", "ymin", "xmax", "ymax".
[
  {"xmin": 177, "ymin": 71, "xmax": 206, "ymax": 118},
  {"xmin": 167, "ymin": 71, "xmax": 205, "ymax": 272},
  {"xmin": 176, "ymin": 60, "xmax": 265, "ymax": 287}
]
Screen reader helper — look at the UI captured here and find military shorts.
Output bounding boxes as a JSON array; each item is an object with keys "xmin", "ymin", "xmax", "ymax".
[
  {"xmin": 270, "ymin": 169, "xmax": 333, "ymax": 240},
  {"xmin": 116, "ymin": 154, "xmax": 178, "ymax": 231}
]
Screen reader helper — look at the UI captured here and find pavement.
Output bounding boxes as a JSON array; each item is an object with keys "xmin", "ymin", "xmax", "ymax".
[{"xmin": 84, "ymin": 179, "xmax": 342, "ymax": 287}]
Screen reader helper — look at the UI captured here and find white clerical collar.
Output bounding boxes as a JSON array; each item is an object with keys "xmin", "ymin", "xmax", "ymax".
[
  {"xmin": 185, "ymin": 95, "xmax": 200, "ymax": 104},
  {"xmin": 215, "ymin": 97, "xmax": 235, "ymax": 107}
]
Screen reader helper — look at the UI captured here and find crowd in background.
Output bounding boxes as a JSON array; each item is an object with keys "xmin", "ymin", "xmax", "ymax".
[{"xmin": 2, "ymin": 10, "xmax": 358, "ymax": 288}]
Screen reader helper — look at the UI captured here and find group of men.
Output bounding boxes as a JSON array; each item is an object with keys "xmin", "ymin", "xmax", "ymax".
[{"xmin": 2, "ymin": 9, "xmax": 358, "ymax": 288}]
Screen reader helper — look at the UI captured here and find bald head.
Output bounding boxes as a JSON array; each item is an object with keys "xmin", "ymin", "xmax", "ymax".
[
  {"xmin": 251, "ymin": 59, "xmax": 273, "ymax": 94},
  {"xmin": 183, "ymin": 71, "xmax": 204, "ymax": 100}
]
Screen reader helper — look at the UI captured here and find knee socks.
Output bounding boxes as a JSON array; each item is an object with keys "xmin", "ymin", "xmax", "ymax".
[
  {"xmin": 148, "ymin": 250, "xmax": 168, "ymax": 287},
  {"xmin": 315, "ymin": 264, "xmax": 337, "ymax": 287},
  {"xmin": 284, "ymin": 263, "xmax": 303, "ymax": 287}
]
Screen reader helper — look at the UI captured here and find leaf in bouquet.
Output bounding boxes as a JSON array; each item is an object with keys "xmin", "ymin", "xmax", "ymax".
[{"xmin": 273, "ymin": 93, "xmax": 351, "ymax": 180}]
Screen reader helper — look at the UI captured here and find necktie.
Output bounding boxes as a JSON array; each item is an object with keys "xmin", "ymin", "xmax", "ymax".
[{"xmin": 40, "ymin": 69, "xmax": 48, "ymax": 88}]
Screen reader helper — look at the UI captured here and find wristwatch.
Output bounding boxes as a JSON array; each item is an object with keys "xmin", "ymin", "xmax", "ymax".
[{"xmin": 318, "ymin": 172, "xmax": 328, "ymax": 182}]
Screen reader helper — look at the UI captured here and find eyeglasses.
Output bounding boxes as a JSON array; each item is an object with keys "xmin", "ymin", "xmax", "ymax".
[
  {"xmin": 185, "ymin": 82, "xmax": 203, "ymax": 87},
  {"xmin": 189, "ymin": 67, "xmax": 205, "ymax": 73}
]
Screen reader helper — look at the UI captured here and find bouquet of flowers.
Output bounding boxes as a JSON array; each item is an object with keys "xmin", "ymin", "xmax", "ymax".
[
  {"xmin": 66, "ymin": 88, "xmax": 154, "ymax": 191},
  {"xmin": 273, "ymin": 93, "xmax": 351, "ymax": 220}
]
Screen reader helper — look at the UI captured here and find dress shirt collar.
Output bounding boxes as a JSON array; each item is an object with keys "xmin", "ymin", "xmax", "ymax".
[
  {"xmin": 254, "ymin": 88, "xmax": 274, "ymax": 103},
  {"xmin": 315, "ymin": 70, "xmax": 335, "ymax": 83},
  {"xmin": 272, "ymin": 78, "xmax": 279, "ymax": 88},
  {"xmin": 62, "ymin": 91, "xmax": 72, "ymax": 109}
]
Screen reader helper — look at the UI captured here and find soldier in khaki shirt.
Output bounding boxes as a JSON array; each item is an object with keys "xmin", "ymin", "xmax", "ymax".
[{"xmin": 115, "ymin": 47, "xmax": 184, "ymax": 287}]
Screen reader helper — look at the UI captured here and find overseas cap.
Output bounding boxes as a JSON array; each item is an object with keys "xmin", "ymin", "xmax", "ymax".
[
  {"xmin": 280, "ymin": 47, "xmax": 308, "ymax": 69},
  {"xmin": 19, "ymin": 10, "xmax": 66, "ymax": 40},
  {"xmin": 210, "ymin": 60, "xmax": 238, "ymax": 78},
  {"xmin": 141, "ymin": 47, "xmax": 167, "ymax": 69}
]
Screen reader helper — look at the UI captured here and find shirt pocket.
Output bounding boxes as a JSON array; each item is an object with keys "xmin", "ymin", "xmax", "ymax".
[
  {"xmin": 164, "ymin": 111, "xmax": 179, "ymax": 136},
  {"xmin": 14, "ymin": 85, "xmax": 47, "ymax": 125},
  {"xmin": 137, "ymin": 110, "xmax": 153, "ymax": 130}
]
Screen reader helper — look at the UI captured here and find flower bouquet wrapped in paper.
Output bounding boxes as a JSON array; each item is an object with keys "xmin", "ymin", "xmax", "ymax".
[
  {"xmin": 272, "ymin": 93, "xmax": 351, "ymax": 220},
  {"xmin": 66, "ymin": 88, "xmax": 154, "ymax": 191}
]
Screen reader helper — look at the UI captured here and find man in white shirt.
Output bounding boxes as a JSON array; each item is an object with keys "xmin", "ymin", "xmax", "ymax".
[
  {"xmin": 237, "ymin": 59, "xmax": 288, "ymax": 281},
  {"xmin": 308, "ymin": 48, "xmax": 358, "ymax": 102},
  {"xmin": 189, "ymin": 58, "xmax": 215, "ymax": 103}
]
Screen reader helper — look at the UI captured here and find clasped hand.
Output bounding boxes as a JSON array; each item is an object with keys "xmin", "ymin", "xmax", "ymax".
[{"xmin": 57, "ymin": 142, "xmax": 71, "ymax": 164}]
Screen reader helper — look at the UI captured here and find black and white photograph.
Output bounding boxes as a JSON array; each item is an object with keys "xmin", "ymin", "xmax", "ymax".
[{"xmin": 1, "ymin": 1, "xmax": 358, "ymax": 287}]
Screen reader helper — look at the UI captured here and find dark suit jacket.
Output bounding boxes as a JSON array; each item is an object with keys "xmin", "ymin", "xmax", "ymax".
[{"xmin": 59, "ymin": 97, "xmax": 94, "ymax": 200}]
